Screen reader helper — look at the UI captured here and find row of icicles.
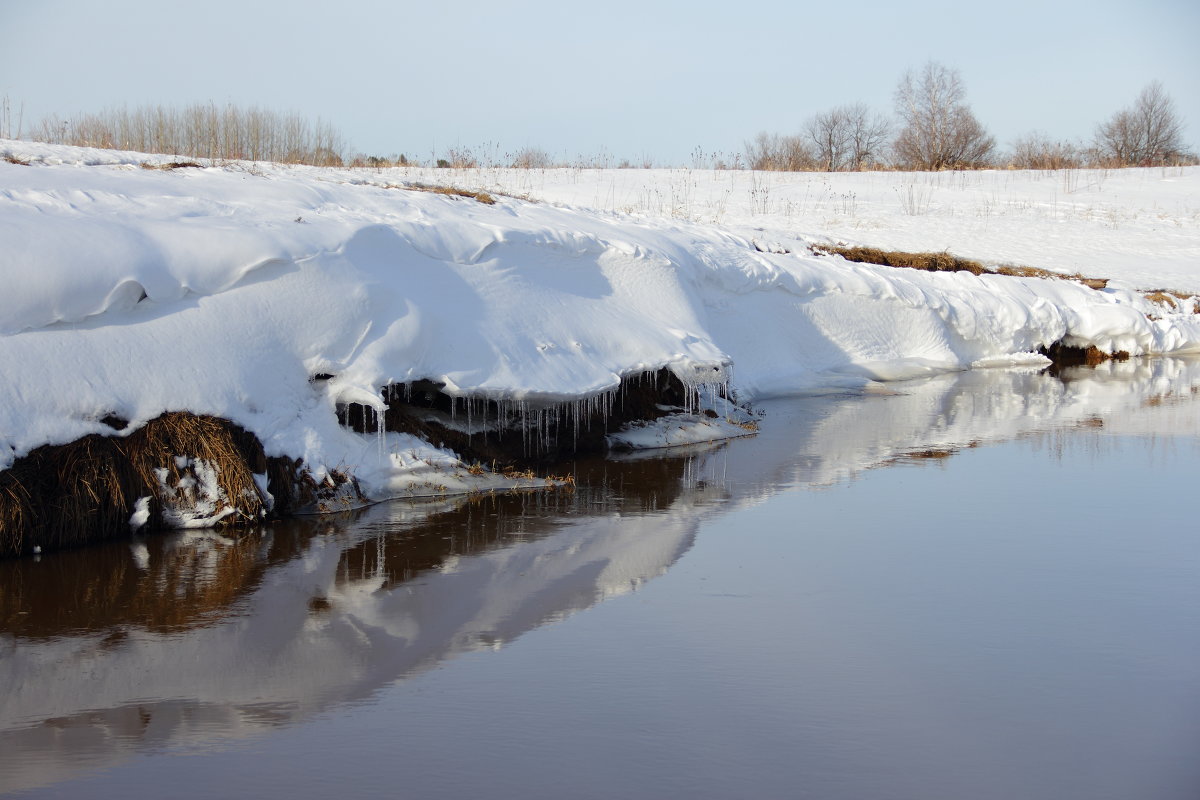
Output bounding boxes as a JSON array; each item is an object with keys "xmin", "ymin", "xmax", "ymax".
[{"xmin": 344, "ymin": 370, "xmax": 733, "ymax": 458}]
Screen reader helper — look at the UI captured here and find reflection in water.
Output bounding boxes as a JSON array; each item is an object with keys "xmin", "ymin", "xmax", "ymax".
[{"xmin": 1, "ymin": 358, "xmax": 1199, "ymax": 795}]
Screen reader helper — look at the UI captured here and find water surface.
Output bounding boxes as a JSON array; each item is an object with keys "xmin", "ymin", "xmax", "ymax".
[{"xmin": 2, "ymin": 360, "xmax": 1199, "ymax": 799}]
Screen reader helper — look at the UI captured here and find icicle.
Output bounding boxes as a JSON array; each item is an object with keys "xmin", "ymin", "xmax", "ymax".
[
  {"xmin": 519, "ymin": 399, "xmax": 529, "ymax": 455},
  {"xmin": 377, "ymin": 405, "xmax": 386, "ymax": 462}
]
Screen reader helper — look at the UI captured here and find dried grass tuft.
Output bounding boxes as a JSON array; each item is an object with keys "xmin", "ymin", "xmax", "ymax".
[
  {"xmin": 813, "ymin": 245, "xmax": 1109, "ymax": 289},
  {"xmin": 140, "ymin": 160, "xmax": 203, "ymax": 171},
  {"xmin": 1039, "ymin": 342, "xmax": 1130, "ymax": 368},
  {"xmin": 397, "ymin": 182, "xmax": 496, "ymax": 205},
  {"xmin": 813, "ymin": 245, "xmax": 987, "ymax": 275},
  {"xmin": 1144, "ymin": 291, "xmax": 1180, "ymax": 311},
  {"xmin": 0, "ymin": 412, "xmax": 281, "ymax": 558},
  {"xmin": 1143, "ymin": 289, "xmax": 1197, "ymax": 313}
]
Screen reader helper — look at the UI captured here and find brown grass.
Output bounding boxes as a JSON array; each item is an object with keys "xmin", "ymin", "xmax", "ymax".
[
  {"xmin": 0, "ymin": 412, "xmax": 277, "ymax": 558},
  {"xmin": 3, "ymin": 153, "xmax": 30, "ymax": 166},
  {"xmin": 812, "ymin": 245, "xmax": 989, "ymax": 275},
  {"xmin": 1143, "ymin": 290, "xmax": 1198, "ymax": 314},
  {"xmin": 396, "ymin": 182, "xmax": 496, "ymax": 205},
  {"xmin": 140, "ymin": 160, "xmax": 203, "ymax": 171},
  {"xmin": 812, "ymin": 245, "xmax": 1109, "ymax": 289},
  {"xmin": 1039, "ymin": 342, "xmax": 1130, "ymax": 368}
]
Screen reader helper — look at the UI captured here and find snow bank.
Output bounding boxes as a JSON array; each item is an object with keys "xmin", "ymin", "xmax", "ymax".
[{"xmin": 3, "ymin": 141, "xmax": 1199, "ymax": 499}]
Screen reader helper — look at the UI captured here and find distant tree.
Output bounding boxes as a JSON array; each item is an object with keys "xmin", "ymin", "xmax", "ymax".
[
  {"xmin": 1094, "ymin": 81, "xmax": 1190, "ymax": 166},
  {"xmin": 804, "ymin": 108, "xmax": 851, "ymax": 172},
  {"xmin": 893, "ymin": 61, "xmax": 994, "ymax": 170},
  {"xmin": 843, "ymin": 103, "xmax": 891, "ymax": 170},
  {"xmin": 803, "ymin": 105, "xmax": 890, "ymax": 172}
]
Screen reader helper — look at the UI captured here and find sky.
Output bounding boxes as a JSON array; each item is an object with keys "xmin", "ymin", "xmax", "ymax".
[{"xmin": 2, "ymin": 0, "xmax": 1198, "ymax": 165}]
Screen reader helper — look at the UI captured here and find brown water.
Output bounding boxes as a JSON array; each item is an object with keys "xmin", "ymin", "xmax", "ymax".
[{"xmin": 2, "ymin": 362, "xmax": 1199, "ymax": 799}]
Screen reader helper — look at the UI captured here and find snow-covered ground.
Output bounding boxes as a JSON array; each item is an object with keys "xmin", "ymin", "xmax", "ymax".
[{"xmin": 2, "ymin": 140, "xmax": 1198, "ymax": 504}]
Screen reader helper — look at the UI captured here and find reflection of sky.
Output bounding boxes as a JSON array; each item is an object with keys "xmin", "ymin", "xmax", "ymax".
[
  {"xmin": 3, "ymin": 360, "xmax": 1200, "ymax": 798},
  {"xmin": 33, "ymin": 430, "xmax": 1199, "ymax": 800}
]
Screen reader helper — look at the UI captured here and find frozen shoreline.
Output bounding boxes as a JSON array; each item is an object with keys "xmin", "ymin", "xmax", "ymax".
[{"xmin": 2, "ymin": 141, "xmax": 1199, "ymax": 542}]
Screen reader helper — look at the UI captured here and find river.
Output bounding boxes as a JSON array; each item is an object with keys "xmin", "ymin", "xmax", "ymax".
[{"xmin": 2, "ymin": 359, "xmax": 1199, "ymax": 799}]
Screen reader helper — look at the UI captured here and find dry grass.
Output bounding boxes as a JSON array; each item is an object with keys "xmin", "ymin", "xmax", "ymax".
[
  {"xmin": 0, "ymin": 412, "xmax": 275, "ymax": 558},
  {"xmin": 812, "ymin": 244, "xmax": 1109, "ymax": 289},
  {"xmin": 813, "ymin": 245, "xmax": 989, "ymax": 276},
  {"xmin": 397, "ymin": 182, "xmax": 496, "ymax": 205},
  {"xmin": 3, "ymin": 153, "xmax": 30, "ymax": 166},
  {"xmin": 1039, "ymin": 342, "xmax": 1130, "ymax": 367},
  {"xmin": 140, "ymin": 160, "xmax": 203, "ymax": 171},
  {"xmin": 1143, "ymin": 290, "xmax": 1198, "ymax": 314},
  {"xmin": 1145, "ymin": 290, "xmax": 1182, "ymax": 310}
]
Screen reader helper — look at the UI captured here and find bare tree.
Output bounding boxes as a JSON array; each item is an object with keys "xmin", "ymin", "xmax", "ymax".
[
  {"xmin": 893, "ymin": 61, "xmax": 994, "ymax": 170},
  {"xmin": 801, "ymin": 104, "xmax": 891, "ymax": 172},
  {"xmin": 843, "ymin": 103, "xmax": 891, "ymax": 170},
  {"xmin": 804, "ymin": 107, "xmax": 850, "ymax": 172},
  {"xmin": 1094, "ymin": 81, "xmax": 1190, "ymax": 166},
  {"xmin": 29, "ymin": 102, "xmax": 347, "ymax": 165}
]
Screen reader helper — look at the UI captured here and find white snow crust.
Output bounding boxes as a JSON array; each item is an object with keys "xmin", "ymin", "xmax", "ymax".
[{"xmin": 3, "ymin": 141, "xmax": 1198, "ymax": 502}]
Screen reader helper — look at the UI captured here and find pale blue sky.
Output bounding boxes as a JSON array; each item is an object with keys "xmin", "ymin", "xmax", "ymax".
[{"xmin": 2, "ymin": 0, "xmax": 1197, "ymax": 164}]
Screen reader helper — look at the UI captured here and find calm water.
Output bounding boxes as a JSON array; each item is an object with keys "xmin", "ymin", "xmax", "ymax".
[{"xmin": 2, "ymin": 361, "xmax": 1199, "ymax": 799}]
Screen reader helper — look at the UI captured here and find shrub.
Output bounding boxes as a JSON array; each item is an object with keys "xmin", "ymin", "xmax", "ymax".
[
  {"xmin": 1007, "ymin": 132, "xmax": 1083, "ymax": 170},
  {"xmin": 744, "ymin": 131, "xmax": 815, "ymax": 171}
]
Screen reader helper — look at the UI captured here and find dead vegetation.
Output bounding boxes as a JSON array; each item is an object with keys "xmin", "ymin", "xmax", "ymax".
[
  {"xmin": 31, "ymin": 102, "xmax": 347, "ymax": 166},
  {"xmin": 0, "ymin": 412, "xmax": 290, "ymax": 558},
  {"xmin": 813, "ymin": 245, "xmax": 989, "ymax": 275},
  {"xmin": 396, "ymin": 182, "xmax": 496, "ymax": 205},
  {"xmin": 1143, "ymin": 289, "xmax": 1199, "ymax": 313},
  {"xmin": 140, "ymin": 160, "xmax": 203, "ymax": 171},
  {"xmin": 811, "ymin": 244, "xmax": 1109, "ymax": 288},
  {"xmin": 1038, "ymin": 342, "xmax": 1130, "ymax": 369}
]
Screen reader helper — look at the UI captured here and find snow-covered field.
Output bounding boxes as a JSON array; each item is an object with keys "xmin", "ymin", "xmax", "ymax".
[{"xmin": 2, "ymin": 140, "xmax": 1198, "ymax": 505}]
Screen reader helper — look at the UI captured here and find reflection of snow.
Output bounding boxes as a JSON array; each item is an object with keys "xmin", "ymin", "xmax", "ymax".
[
  {"xmin": 0, "ymin": 493, "xmax": 701, "ymax": 794},
  {"xmin": 2, "ymin": 358, "xmax": 1198, "ymax": 794}
]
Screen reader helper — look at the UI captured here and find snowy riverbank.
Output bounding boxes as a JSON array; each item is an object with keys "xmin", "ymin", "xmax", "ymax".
[{"xmin": 2, "ymin": 141, "xmax": 1199, "ymax": 538}]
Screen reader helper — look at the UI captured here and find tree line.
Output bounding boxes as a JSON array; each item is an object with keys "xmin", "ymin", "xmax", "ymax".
[
  {"xmin": 25, "ymin": 103, "xmax": 347, "ymax": 166},
  {"xmin": 747, "ymin": 61, "xmax": 1195, "ymax": 172},
  {"xmin": 7, "ymin": 65, "xmax": 1192, "ymax": 171}
]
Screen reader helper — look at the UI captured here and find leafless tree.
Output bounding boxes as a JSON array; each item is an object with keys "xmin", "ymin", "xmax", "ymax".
[
  {"xmin": 804, "ymin": 108, "xmax": 850, "ymax": 172},
  {"xmin": 30, "ymin": 102, "xmax": 347, "ymax": 165},
  {"xmin": 803, "ymin": 104, "xmax": 890, "ymax": 172},
  {"xmin": 1094, "ymin": 81, "xmax": 1191, "ymax": 166},
  {"xmin": 893, "ymin": 61, "xmax": 994, "ymax": 170},
  {"xmin": 844, "ymin": 103, "xmax": 891, "ymax": 170}
]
